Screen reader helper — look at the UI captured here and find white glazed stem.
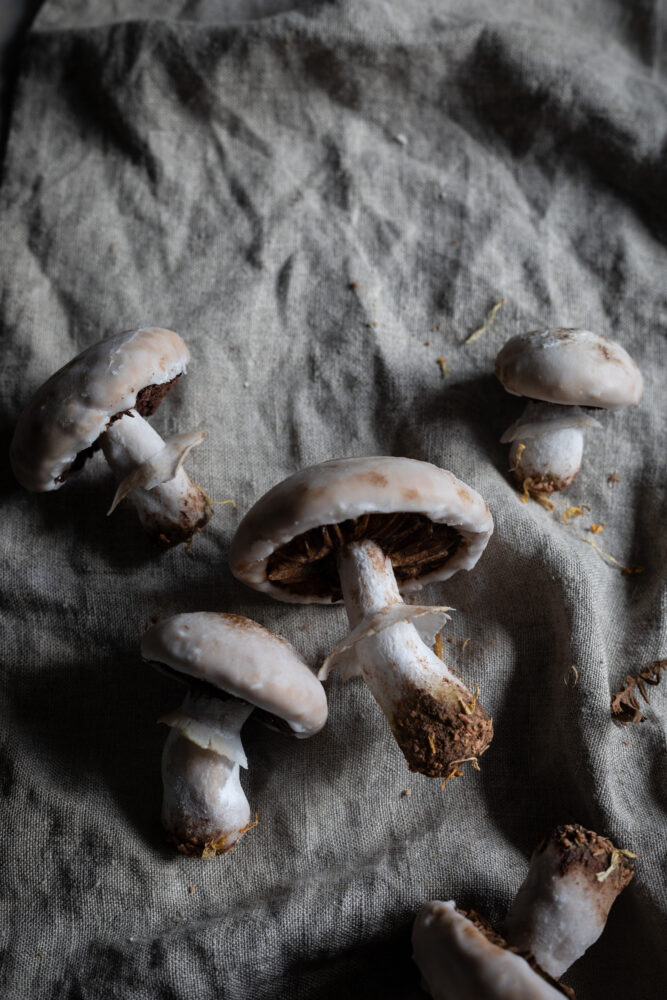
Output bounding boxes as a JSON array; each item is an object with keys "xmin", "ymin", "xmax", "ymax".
[
  {"xmin": 335, "ymin": 538, "xmax": 494, "ymax": 777},
  {"xmin": 161, "ymin": 695, "xmax": 254, "ymax": 857},
  {"xmin": 101, "ymin": 410, "xmax": 208, "ymax": 544},
  {"xmin": 509, "ymin": 428, "xmax": 584, "ymax": 491},
  {"xmin": 337, "ymin": 538, "xmax": 465, "ymax": 712},
  {"xmin": 503, "ymin": 832, "xmax": 633, "ymax": 978},
  {"xmin": 503, "ymin": 401, "xmax": 602, "ymax": 493}
]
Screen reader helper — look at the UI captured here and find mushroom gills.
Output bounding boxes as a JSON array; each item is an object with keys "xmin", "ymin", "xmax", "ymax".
[
  {"xmin": 336, "ymin": 538, "xmax": 492, "ymax": 777},
  {"xmin": 265, "ymin": 511, "xmax": 462, "ymax": 601}
]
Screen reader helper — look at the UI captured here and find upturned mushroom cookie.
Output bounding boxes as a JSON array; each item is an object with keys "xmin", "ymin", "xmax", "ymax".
[
  {"xmin": 230, "ymin": 456, "xmax": 494, "ymax": 780},
  {"xmin": 10, "ymin": 327, "xmax": 210, "ymax": 545},
  {"xmin": 495, "ymin": 328, "xmax": 643, "ymax": 494}
]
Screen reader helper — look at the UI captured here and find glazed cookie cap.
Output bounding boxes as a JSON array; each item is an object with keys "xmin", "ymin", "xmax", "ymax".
[
  {"xmin": 495, "ymin": 328, "xmax": 643, "ymax": 408},
  {"xmin": 229, "ymin": 456, "xmax": 493, "ymax": 604},
  {"xmin": 141, "ymin": 612, "xmax": 327, "ymax": 738},
  {"xmin": 10, "ymin": 327, "xmax": 189, "ymax": 492}
]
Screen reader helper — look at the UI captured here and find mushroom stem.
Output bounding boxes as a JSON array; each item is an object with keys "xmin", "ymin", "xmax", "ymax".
[
  {"xmin": 160, "ymin": 694, "xmax": 254, "ymax": 858},
  {"xmin": 336, "ymin": 538, "xmax": 492, "ymax": 777},
  {"xmin": 502, "ymin": 824, "xmax": 635, "ymax": 978},
  {"xmin": 101, "ymin": 409, "xmax": 210, "ymax": 545},
  {"xmin": 502, "ymin": 402, "xmax": 601, "ymax": 494}
]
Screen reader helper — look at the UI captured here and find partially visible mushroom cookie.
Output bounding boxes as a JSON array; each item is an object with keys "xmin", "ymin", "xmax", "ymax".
[
  {"xmin": 502, "ymin": 824, "xmax": 635, "ymax": 978},
  {"xmin": 10, "ymin": 328, "xmax": 210, "ymax": 546},
  {"xmin": 413, "ymin": 901, "xmax": 571, "ymax": 999},
  {"xmin": 413, "ymin": 823, "xmax": 635, "ymax": 999}
]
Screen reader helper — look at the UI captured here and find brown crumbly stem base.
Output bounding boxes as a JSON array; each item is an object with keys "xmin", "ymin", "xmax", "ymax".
[
  {"xmin": 548, "ymin": 824, "xmax": 634, "ymax": 889},
  {"xmin": 512, "ymin": 467, "xmax": 572, "ymax": 494},
  {"xmin": 391, "ymin": 686, "xmax": 493, "ymax": 777},
  {"xmin": 266, "ymin": 512, "xmax": 462, "ymax": 600},
  {"xmin": 462, "ymin": 909, "xmax": 575, "ymax": 999},
  {"xmin": 165, "ymin": 814, "xmax": 258, "ymax": 859},
  {"xmin": 151, "ymin": 495, "xmax": 212, "ymax": 548}
]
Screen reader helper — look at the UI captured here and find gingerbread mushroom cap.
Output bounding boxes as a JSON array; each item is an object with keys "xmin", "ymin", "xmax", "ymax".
[
  {"xmin": 495, "ymin": 328, "xmax": 643, "ymax": 409},
  {"xmin": 229, "ymin": 456, "xmax": 493, "ymax": 604},
  {"xmin": 10, "ymin": 327, "xmax": 189, "ymax": 492},
  {"xmin": 141, "ymin": 612, "xmax": 327, "ymax": 738}
]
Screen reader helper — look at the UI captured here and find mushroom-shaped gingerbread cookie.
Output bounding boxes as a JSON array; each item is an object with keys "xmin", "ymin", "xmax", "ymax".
[
  {"xmin": 10, "ymin": 328, "xmax": 210, "ymax": 545},
  {"xmin": 141, "ymin": 613, "xmax": 327, "ymax": 857},
  {"xmin": 230, "ymin": 456, "xmax": 494, "ymax": 779},
  {"xmin": 495, "ymin": 328, "xmax": 643, "ymax": 494},
  {"xmin": 412, "ymin": 824, "xmax": 635, "ymax": 999}
]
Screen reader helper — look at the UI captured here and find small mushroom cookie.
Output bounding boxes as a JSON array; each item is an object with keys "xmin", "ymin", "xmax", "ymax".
[
  {"xmin": 141, "ymin": 613, "xmax": 327, "ymax": 857},
  {"xmin": 495, "ymin": 329, "xmax": 643, "ymax": 494},
  {"xmin": 412, "ymin": 823, "xmax": 635, "ymax": 999},
  {"xmin": 230, "ymin": 456, "xmax": 494, "ymax": 779},
  {"xmin": 10, "ymin": 327, "xmax": 211, "ymax": 546}
]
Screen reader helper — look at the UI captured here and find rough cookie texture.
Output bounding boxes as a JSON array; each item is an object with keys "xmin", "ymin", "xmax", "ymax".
[{"xmin": 267, "ymin": 512, "xmax": 461, "ymax": 600}]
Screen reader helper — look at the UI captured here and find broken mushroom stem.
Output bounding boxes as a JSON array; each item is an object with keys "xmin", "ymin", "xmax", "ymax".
[
  {"xmin": 502, "ymin": 402, "xmax": 601, "ymax": 494},
  {"xmin": 337, "ymin": 537, "xmax": 492, "ymax": 777},
  {"xmin": 159, "ymin": 691, "xmax": 255, "ymax": 857},
  {"xmin": 502, "ymin": 823, "xmax": 636, "ymax": 979},
  {"xmin": 102, "ymin": 409, "xmax": 210, "ymax": 546}
]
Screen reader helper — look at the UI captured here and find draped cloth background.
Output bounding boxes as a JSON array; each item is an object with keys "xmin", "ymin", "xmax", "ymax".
[{"xmin": 0, "ymin": 1, "xmax": 665, "ymax": 997}]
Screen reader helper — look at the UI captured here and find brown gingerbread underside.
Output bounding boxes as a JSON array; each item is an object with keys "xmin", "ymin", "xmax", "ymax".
[
  {"xmin": 266, "ymin": 512, "xmax": 462, "ymax": 600},
  {"xmin": 463, "ymin": 908, "xmax": 575, "ymax": 999}
]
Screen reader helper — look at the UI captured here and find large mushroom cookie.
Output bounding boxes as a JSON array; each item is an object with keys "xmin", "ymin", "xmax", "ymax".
[
  {"xmin": 10, "ymin": 327, "xmax": 211, "ymax": 546},
  {"xmin": 141, "ymin": 613, "xmax": 327, "ymax": 857},
  {"xmin": 495, "ymin": 328, "xmax": 643, "ymax": 494},
  {"xmin": 412, "ymin": 824, "xmax": 635, "ymax": 999},
  {"xmin": 230, "ymin": 456, "xmax": 494, "ymax": 779}
]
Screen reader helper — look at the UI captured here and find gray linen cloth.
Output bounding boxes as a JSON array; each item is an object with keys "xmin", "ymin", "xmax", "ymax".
[{"xmin": 1, "ymin": 1, "xmax": 665, "ymax": 997}]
